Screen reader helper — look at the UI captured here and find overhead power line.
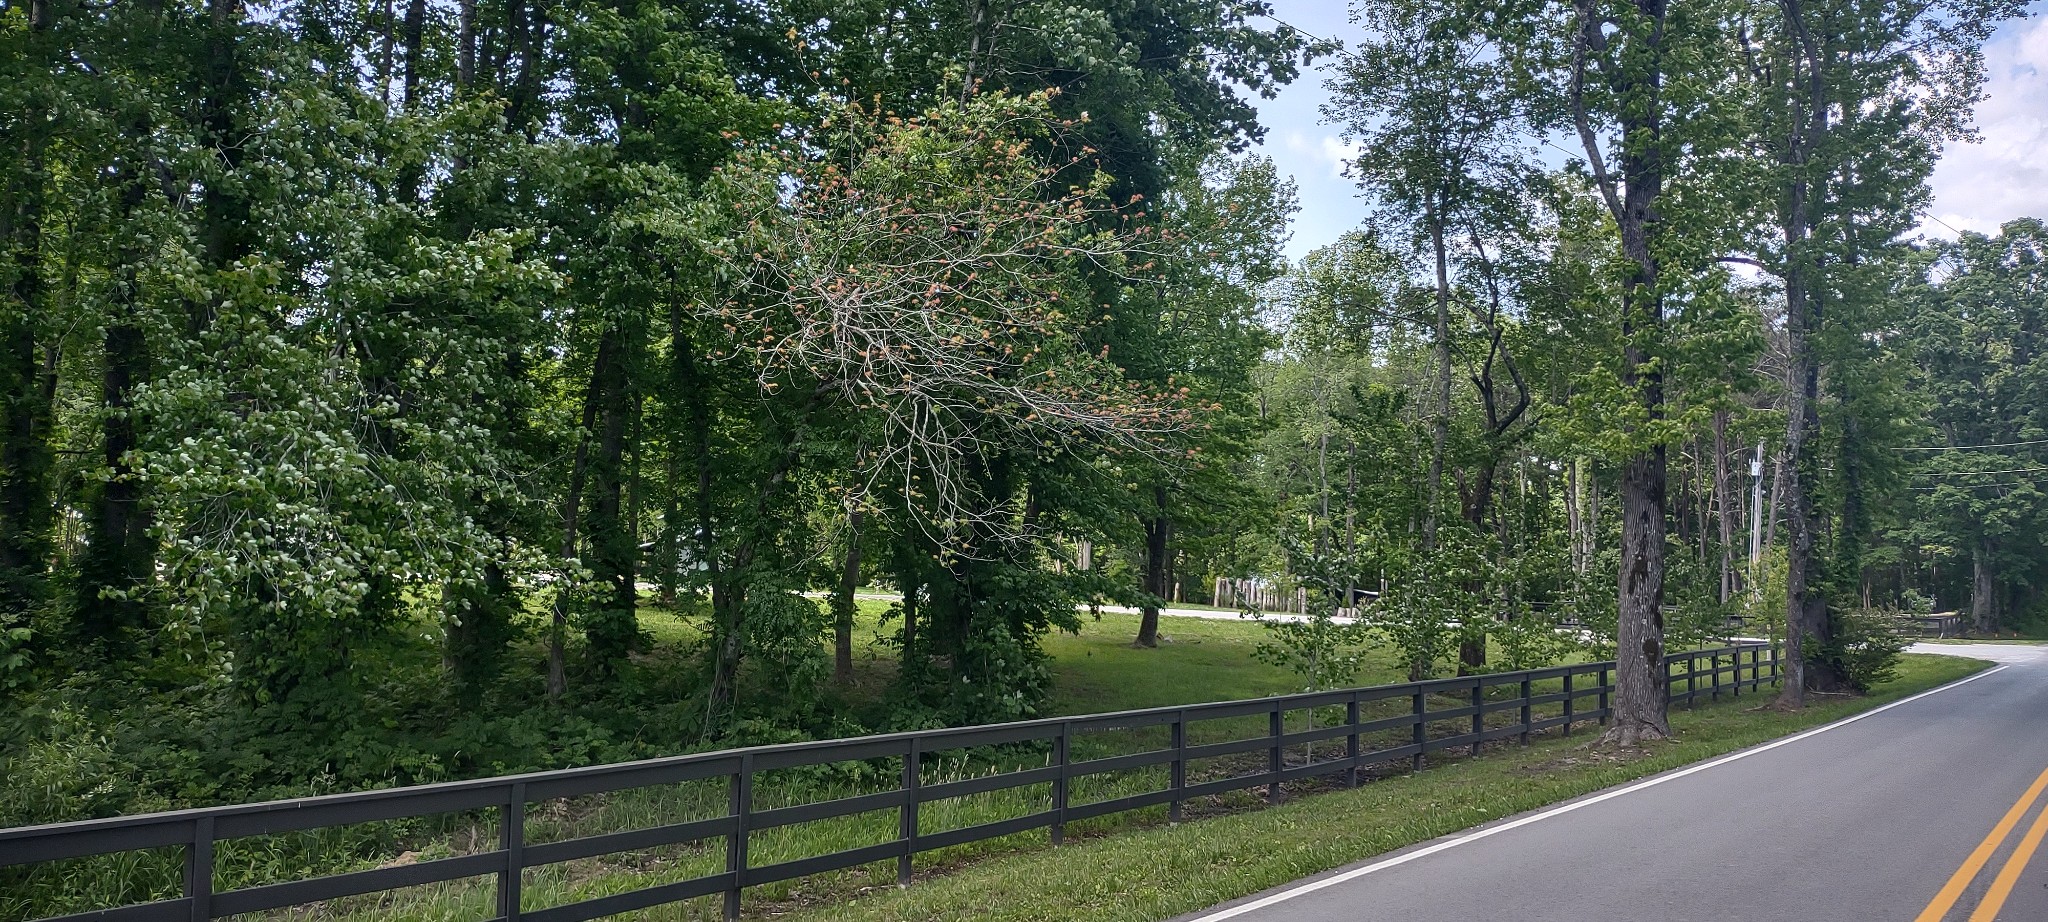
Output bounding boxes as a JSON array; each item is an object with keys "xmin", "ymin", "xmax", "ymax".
[
  {"xmin": 1912, "ymin": 466, "xmax": 2048, "ymax": 477},
  {"xmin": 1895, "ymin": 437, "xmax": 2048, "ymax": 452}
]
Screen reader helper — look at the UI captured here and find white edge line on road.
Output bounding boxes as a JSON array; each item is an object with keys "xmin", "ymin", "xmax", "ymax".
[{"xmin": 1185, "ymin": 662, "xmax": 2013, "ymax": 922}]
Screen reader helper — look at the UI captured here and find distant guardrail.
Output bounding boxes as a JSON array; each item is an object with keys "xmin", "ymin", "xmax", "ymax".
[{"xmin": 0, "ymin": 644, "xmax": 1779, "ymax": 922}]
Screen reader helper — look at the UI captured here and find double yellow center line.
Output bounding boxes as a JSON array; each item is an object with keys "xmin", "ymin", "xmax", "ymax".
[{"xmin": 1916, "ymin": 765, "xmax": 2048, "ymax": 922}]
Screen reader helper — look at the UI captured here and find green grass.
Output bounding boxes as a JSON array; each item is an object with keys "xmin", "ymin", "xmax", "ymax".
[
  {"xmin": 642, "ymin": 594, "xmax": 1542, "ymax": 717},
  {"xmin": 1041, "ymin": 612, "xmax": 1349, "ymax": 713},
  {"xmin": 641, "ymin": 598, "xmax": 1397, "ymax": 716}
]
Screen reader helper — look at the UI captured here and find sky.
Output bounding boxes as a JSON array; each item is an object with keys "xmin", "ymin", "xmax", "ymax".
[{"xmin": 1249, "ymin": 0, "xmax": 2048, "ymax": 262}]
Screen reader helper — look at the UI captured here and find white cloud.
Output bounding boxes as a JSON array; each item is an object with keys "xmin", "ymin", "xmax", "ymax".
[
  {"xmin": 1280, "ymin": 131, "xmax": 1361, "ymax": 179},
  {"xmin": 1319, "ymin": 136, "xmax": 1363, "ymax": 178},
  {"xmin": 1924, "ymin": 12, "xmax": 2048, "ymax": 238}
]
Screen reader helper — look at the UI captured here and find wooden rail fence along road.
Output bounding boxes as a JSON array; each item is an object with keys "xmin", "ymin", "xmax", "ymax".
[{"xmin": 0, "ymin": 644, "xmax": 1780, "ymax": 922}]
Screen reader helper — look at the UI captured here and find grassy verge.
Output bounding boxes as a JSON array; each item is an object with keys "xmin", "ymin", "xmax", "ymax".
[{"xmin": 767, "ymin": 652, "xmax": 1989, "ymax": 922}]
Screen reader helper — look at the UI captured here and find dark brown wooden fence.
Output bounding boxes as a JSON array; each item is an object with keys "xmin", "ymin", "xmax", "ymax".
[{"xmin": 0, "ymin": 644, "xmax": 1778, "ymax": 922}]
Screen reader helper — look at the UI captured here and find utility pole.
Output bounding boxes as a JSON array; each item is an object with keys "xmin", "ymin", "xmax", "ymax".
[{"xmin": 1749, "ymin": 442, "xmax": 1765, "ymax": 598}]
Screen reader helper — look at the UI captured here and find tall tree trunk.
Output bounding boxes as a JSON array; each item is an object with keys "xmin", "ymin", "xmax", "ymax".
[
  {"xmin": 896, "ymin": 540, "xmax": 921, "ymax": 667},
  {"xmin": 1765, "ymin": 451, "xmax": 1785, "ymax": 549},
  {"xmin": 1136, "ymin": 486, "xmax": 1170, "ymax": 647},
  {"xmin": 704, "ymin": 569, "xmax": 746, "ymax": 734},
  {"xmin": 1567, "ymin": 458, "xmax": 1586, "ymax": 577},
  {"xmin": 195, "ymin": 0, "xmax": 248, "ymax": 337},
  {"xmin": 833, "ymin": 509, "xmax": 862, "ymax": 683},
  {"xmin": 446, "ymin": 556, "xmax": 512, "ymax": 703},
  {"xmin": 583, "ymin": 322, "xmax": 639, "ymax": 672},
  {"xmin": 1423, "ymin": 197, "xmax": 1453, "ymax": 552},
  {"xmin": 1775, "ymin": 0, "xmax": 1849, "ymax": 702},
  {"xmin": 1714, "ymin": 411, "xmax": 1736, "ymax": 604},
  {"xmin": 76, "ymin": 292, "xmax": 154, "ymax": 649},
  {"xmin": 1577, "ymin": 0, "xmax": 1672, "ymax": 745},
  {"xmin": 548, "ymin": 335, "xmax": 616, "ymax": 702},
  {"xmin": 0, "ymin": 0, "xmax": 55, "ymax": 615},
  {"xmin": 75, "ymin": 31, "xmax": 170, "ymax": 651},
  {"xmin": 702, "ymin": 385, "xmax": 820, "ymax": 737},
  {"xmin": 1970, "ymin": 543, "xmax": 1997, "ymax": 635},
  {"xmin": 1458, "ymin": 455, "xmax": 1498, "ymax": 675},
  {"xmin": 960, "ymin": 0, "xmax": 988, "ymax": 101},
  {"xmin": 1612, "ymin": 443, "xmax": 1670, "ymax": 744},
  {"xmin": 1343, "ymin": 441, "xmax": 1358, "ymax": 612},
  {"xmin": 456, "ymin": 0, "xmax": 477, "ymax": 91},
  {"xmin": 676, "ymin": 334, "xmax": 743, "ymax": 733}
]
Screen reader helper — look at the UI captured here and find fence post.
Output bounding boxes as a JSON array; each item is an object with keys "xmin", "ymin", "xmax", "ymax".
[
  {"xmin": 1519, "ymin": 678, "xmax": 1533, "ymax": 745},
  {"xmin": 1411, "ymin": 689, "xmax": 1426, "ymax": 771},
  {"xmin": 1345, "ymin": 692, "xmax": 1361, "ymax": 788},
  {"xmin": 1267, "ymin": 708, "xmax": 1283, "ymax": 804},
  {"xmin": 1052, "ymin": 722, "xmax": 1072, "ymax": 844},
  {"xmin": 1598, "ymin": 667, "xmax": 1611, "ymax": 725},
  {"xmin": 1712, "ymin": 650, "xmax": 1723, "ymax": 701},
  {"xmin": 1686, "ymin": 654, "xmax": 1698, "ymax": 709},
  {"xmin": 725, "ymin": 755, "xmax": 753, "ymax": 922},
  {"xmin": 1170, "ymin": 710, "xmax": 1187, "ymax": 824},
  {"xmin": 899, "ymin": 737, "xmax": 919, "ymax": 886},
  {"xmin": 1562, "ymin": 671, "xmax": 1575, "ymax": 736},
  {"xmin": 1469, "ymin": 680, "xmax": 1484, "ymax": 757},
  {"xmin": 1732, "ymin": 648, "xmax": 1742, "ymax": 698},
  {"xmin": 186, "ymin": 815, "xmax": 213, "ymax": 922},
  {"xmin": 499, "ymin": 783, "xmax": 525, "ymax": 921}
]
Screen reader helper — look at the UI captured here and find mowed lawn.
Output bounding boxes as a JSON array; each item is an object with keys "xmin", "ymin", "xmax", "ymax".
[{"xmin": 638, "ymin": 596, "xmax": 1420, "ymax": 716}]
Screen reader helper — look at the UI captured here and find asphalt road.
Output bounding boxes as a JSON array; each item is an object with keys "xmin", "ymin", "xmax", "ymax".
[{"xmin": 1174, "ymin": 643, "xmax": 2048, "ymax": 922}]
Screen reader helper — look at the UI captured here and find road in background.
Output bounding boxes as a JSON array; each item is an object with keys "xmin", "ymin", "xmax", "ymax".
[{"xmin": 1175, "ymin": 643, "xmax": 2048, "ymax": 922}]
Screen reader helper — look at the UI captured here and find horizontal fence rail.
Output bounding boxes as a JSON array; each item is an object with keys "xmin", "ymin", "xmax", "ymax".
[{"xmin": 0, "ymin": 644, "xmax": 1779, "ymax": 922}]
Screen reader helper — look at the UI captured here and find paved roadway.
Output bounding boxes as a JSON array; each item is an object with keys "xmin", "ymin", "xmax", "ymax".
[{"xmin": 1174, "ymin": 643, "xmax": 2048, "ymax": 922}]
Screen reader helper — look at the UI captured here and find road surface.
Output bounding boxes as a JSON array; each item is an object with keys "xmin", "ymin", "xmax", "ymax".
[{"xmin": 1173, "ymin": 643, "xmax": 2048, "ymax": 922}]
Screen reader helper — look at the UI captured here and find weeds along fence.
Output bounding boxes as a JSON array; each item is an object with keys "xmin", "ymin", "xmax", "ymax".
[{"xmin": 0, "ymin": 644, "xmax": 1779, "ymax": 922}]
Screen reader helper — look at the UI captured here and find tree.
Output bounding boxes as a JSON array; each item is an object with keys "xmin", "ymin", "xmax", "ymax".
[
  {"xmin": 1130, "ymin": 153, "xmax": 1294, "ymax": 648},
  {"xmin": 1740, "ymin": 0, "xmax": 2023, "ymax": 706},
  {"xmin": 705, "ymin": 92, "xmax": 1204, "ymax": 726},
  {"xmin": 1896, "ymin": 222, "xmax": 2048, "ymax": 634},
  {"xmin": 1513, "ymin": 0, "xmax": 1750, "ymax": 743},
  {"xmin": 1329, "ymin": 2, "xmax": 1541, "ymax": 671}
]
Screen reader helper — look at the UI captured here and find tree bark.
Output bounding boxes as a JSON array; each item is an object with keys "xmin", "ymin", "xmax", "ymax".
[
  {"xmin": 547, "ymin": 334, "xmax": 616, "ymax": 702},
  {"xmin": 1423, "ymin": 196, "xmax": 1453, "ymax": 553},
  {"xmin": 1136, "ymin": 486, "xmax": 1170, "ymax": 647},
  {"xmin": 1567, "ymin": 459, "xmax": 1586, "ymax": 577},
  {"xmin": 1713, "ymin": 411, "xmax": 1736, "ymax": 604},
  {"xmin": 896, "ymin": 540, "xmax": 921, "ymax": 666},
  {"xmin": 1971, "ymin": 543, "xmax": 1998, "ymax": 634},
  {"xmin": 583, "ymin": 322, "xmax": 639, "ymax": 671}
]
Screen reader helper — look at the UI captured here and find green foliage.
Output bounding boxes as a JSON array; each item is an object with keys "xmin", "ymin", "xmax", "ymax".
[
  {"xmin": 1813, "ymin": 607, "xmax": 1907, "ymax": 692},
  {"xmin": 1885, "ymin": 222, "xmax": 2048, "ymax": 632},
  {"xmin": 1241, "ymin": 532, "xmax": 1373, "ymax": 692}
]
